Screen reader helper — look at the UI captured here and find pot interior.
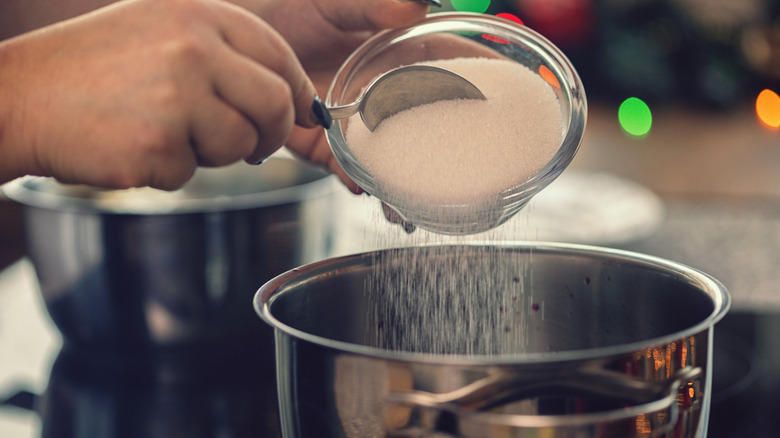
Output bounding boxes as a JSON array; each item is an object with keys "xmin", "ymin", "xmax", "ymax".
[{"xmin": 262, "ymin": 244, "xmax": 728, "ymax": 357}]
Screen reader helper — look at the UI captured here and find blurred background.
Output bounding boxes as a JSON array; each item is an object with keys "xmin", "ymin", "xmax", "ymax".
[
  {"xmin": 1, "ymin": 0, "xmax": 780, "ymax": 437},
  {"xmin": 446, "ymin": 0, "xmax": 780, "ymax": 113}
]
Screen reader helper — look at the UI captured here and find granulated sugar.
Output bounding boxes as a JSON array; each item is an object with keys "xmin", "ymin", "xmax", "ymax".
[
  {"xmin": 346, "ymin": 57, "xmax": 564, "ymax": 205},
  {"xmin": 346, "ymin": 57, "xmax": 565, "ymax": 356},
  {"xmin": 354, "ymin": 201, "xmax": 542, "ymax": 357},
  {"xmin": 365, "ymin": 242, "xmax": 534, "ymax": 356}
]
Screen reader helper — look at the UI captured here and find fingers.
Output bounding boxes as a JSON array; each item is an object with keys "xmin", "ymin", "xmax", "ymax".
[
  {"xmin": 315, "ymin": 0, "xmax": 434, "ymax": 31},
  {"xmin": 209, "ymin": 51, "xmax": 296, "ymax": 164},
  {"xmin": 212, "ymin": 2, "xmax": 318, "ymax": 129},
  {"xmin": 199, "ymin": 1, "xmax": 324, "ymax": 165},
  {"xmin": 365, "ymin": 0, "xmax": 437, "ymax": 29},
  {"xmin": 190, "ymin": 97, "xmax": 259, "ymax": 167},
  {"xmin": 382, "ymin": 203, "xmax": 417, "ymax": 234},
  {"xmin": 284, "ymin": 127, "xmax": 363, "ymax": 193}
]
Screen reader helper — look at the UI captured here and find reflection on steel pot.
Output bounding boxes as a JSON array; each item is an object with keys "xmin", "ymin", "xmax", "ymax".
[
  {"xmin": 3, "ymin": 157, "xmax": 337, "ymax": 369},
  {"xmin": 255, "ymin": 244, "xmax": 730, "ymax": 438}
]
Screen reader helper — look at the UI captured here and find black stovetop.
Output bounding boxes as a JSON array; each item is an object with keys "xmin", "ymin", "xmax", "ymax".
[{"xmin": 1, "ymin": 261, "xmax": 779, "ymax": 437}]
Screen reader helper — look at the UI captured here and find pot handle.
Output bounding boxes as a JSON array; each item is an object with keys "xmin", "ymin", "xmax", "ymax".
[{"xmin": 385, "ymin": 366, "xmax": 702, "ymax": 437}]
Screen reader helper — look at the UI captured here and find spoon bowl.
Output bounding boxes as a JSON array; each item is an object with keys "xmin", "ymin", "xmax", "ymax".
[{"xmin": 328, "ymin": 65, "xmax": 485, "ymax": 131}]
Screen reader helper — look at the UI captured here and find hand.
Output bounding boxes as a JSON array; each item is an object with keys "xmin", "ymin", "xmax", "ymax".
[
  {"xmin": 382, "ymin": 202, "xmax": 417, "ymax": 234},
  {"xmin": 0, "ymin": 0, "xmax": 319, "ymax": 190},
  {"xmin": 238, "ymin": 0, "xmax": 435, "ymax": 193}
]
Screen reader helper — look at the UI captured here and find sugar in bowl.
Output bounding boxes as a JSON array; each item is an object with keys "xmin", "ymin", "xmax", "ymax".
[{"xmin": 325, "ymin": 12, "xmax": 587, "ymax": 235}]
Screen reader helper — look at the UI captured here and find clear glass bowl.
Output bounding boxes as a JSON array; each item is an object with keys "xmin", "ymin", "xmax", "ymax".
[{"xmin": 325, "ymin": 12, "xmax": 587, "ymax": 235}]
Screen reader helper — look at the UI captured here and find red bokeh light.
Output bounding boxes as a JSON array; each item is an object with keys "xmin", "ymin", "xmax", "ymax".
[{"xmin": 496, "ymin": 12, "xmax": 524, "ymax": 25}]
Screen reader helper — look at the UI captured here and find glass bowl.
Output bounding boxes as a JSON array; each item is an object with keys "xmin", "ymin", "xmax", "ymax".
[{"xmin": 325, "ymin": 12, "xmax": 587, "ymax": 235}]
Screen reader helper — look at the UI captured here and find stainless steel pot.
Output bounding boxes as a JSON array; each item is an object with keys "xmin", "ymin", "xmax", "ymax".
[
  {"xmin": 255, "ymin": 243, "xmax": 730, "ymax": 438},
  {"xmin": 2, "ymin": 157, "xmax": 337, "ymax": 371}
]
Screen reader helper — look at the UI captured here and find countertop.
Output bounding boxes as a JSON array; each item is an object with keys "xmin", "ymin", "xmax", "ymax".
[{"xmin": 572, "ymin": 103, "xmax": 780, "ymax": 311}]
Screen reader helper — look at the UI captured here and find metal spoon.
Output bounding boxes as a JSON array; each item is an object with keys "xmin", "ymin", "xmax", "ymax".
[{"xmin": 327, "ymin": 65, "xmax": 486, "ymax": 131}]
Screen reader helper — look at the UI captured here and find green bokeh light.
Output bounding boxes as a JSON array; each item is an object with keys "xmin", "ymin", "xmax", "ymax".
[
  {"xmin": 450, "ymin": 0, "xmax": 491, "ymax": 14},
  {"xmin": 618, "ymin": 97, "xmax": 652, "ymax": 137}
]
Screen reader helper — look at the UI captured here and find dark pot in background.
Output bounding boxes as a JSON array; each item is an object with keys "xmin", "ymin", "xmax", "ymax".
[{"xmin": 3, "ymin": 157, "xmax": 338, "ymax": 377}]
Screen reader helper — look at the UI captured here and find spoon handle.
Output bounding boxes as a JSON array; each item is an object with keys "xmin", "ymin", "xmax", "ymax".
[{"xmin": 327, "ymin": 101, "xmax": 361, "ymax": 121}]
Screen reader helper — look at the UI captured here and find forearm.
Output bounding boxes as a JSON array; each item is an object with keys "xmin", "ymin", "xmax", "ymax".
[{"xmin": 0, "ymin": 37, "xmax": 37, "ymax": 185}]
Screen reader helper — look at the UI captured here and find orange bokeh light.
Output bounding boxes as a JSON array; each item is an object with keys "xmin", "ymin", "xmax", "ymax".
[
  {"xmin": 756, "ymin": 89, "xmax": 780, "ymax": 129},
  {"xmin": 538, "ymin": 65, "xmax": 560, "ymax": 88}
]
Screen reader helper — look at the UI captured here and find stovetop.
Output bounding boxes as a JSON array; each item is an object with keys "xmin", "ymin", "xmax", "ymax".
[
  {"xmin": 0, "ymin": 259, "xmax": 283, "ymax": 438},
  {"xmin": 3, "ymin": 183, "xmax": 780, "ymax": 437},
  {"xmin": 2, "ymin": 267, "xmax": 780, "ymax": 437}
]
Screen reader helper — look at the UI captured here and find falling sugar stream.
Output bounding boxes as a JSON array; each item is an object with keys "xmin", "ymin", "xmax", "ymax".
[
  {"xmin": 346, "ymin": 57, "xmax": 563, "ymax": 357},
  {"xmin": 357, "ymin": 206, "xmax": 541, "ymax": 356}
]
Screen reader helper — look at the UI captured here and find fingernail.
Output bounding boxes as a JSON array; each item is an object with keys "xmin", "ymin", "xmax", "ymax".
[
  {"xmin": 310, "ymin": 96, "xmax": 332, "ymax": 129},
  {"xmin": 247, "ymin": 156, "xmax": 269, "ymax": 165}
]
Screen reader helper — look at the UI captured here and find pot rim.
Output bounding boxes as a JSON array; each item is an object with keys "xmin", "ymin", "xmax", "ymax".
[
  {"xmin": 255, "ymin": 241, "xmax": 731, "ymax": 365},
  {"xmin": 0, "ymin": 157, "xmax": 337, "ymax": 215}
]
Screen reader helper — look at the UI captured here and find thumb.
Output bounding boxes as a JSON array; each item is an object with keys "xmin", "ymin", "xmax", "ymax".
[{"xmin": 317, "ymin": 0, "xmax": 439, "ymax": 31}]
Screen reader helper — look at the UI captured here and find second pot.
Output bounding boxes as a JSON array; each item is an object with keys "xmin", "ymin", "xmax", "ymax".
[{"xmin": 3, "ymin": 157, "xmax": 338, "ymax": 373}]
